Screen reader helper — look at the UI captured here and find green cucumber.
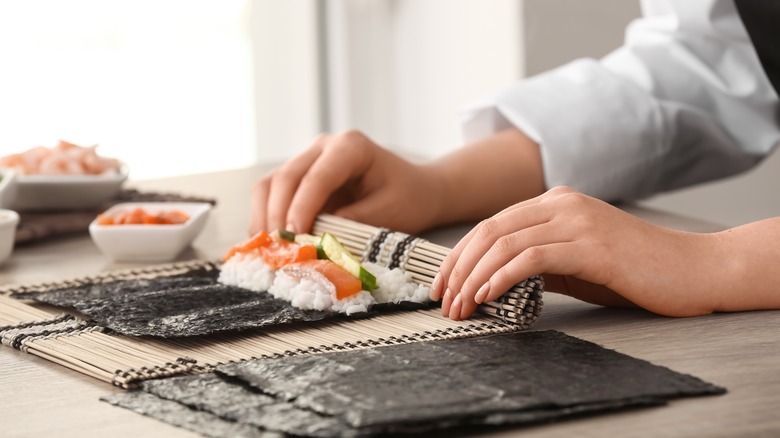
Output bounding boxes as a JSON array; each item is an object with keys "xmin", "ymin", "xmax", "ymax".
[
  {"xmin": 270, "ymin": 229, "xmax": 296, "ymax": 242},
  {"xmin": 319, "ymin": 232, "xmax": 377, "ymax": 291},
  {"xmin": 293, "ymin": 233, "xmax": 320, "ymax": 246},
  {"xmin": 291, "ymin": 233, "xmax": 325, "ymax": 257}
]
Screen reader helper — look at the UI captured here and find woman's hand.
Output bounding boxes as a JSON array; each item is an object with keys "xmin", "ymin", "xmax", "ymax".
[
  {"xmin": 250, "ymin": 130, "xmax": 445, "ymax": 235},
  {"xmin": 250, "ymin": 127, "xmax": 546, "ymax": 237},
  {"xmin": 431, "ymin": 186, "xmax": 729, "ymax": 320}
]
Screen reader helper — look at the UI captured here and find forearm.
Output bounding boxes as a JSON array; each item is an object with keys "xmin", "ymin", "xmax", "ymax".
[
  {"xmin": 423, "ymin": 128, "xmax": 545, "ymax": 227},
  {"xmin": 710, "ymin": 218, "xmax": 780, "ymax": 312},
  {"xmin": 548, "ymin": 217, "xmax": 780, "ymax": 316}
]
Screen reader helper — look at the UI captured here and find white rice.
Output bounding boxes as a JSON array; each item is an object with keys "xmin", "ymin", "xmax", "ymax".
[
  {"xmin": 218, "ymin": 253, "xmax": 275, "ymax": 292},
  {"xmin": 364, "ymin": 262, "xmax": 431, "ymax": 305},
  {"xmin": 219, "ymin": 253, "xmax": 430, "ymax": 315}
]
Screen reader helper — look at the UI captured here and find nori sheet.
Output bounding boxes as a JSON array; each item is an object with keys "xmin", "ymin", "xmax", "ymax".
[
  {"xmin": 11, "ymin": 267, "xmax": 329, "ymax": 337},
  {"xmin": 102, "ymin": 390, "xmax": 276, "ymax": 438},
  {"xmin": 11, "ymin": 265, "xmax": 429, "ymax": 338},
  {"xmin": 104, "ymin": 330, "xmax": 725, "ymax": 437},
  {"xmin": 136, "ymin": 374, "xmax": 350, "ymax": 437}
]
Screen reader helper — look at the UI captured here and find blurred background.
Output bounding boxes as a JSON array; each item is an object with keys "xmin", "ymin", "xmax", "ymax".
[{"xmin": 1, "ymin": 0, "xmax": 778, "ymax": 227}]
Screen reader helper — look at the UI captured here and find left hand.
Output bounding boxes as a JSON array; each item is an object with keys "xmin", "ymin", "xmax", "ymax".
[{"xmin": 430, "ymin": 186, "xmax": 725, "ymax": 320}]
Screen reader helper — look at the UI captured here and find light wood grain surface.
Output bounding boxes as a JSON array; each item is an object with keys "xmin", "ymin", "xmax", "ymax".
[{"xmin": 1, "ymin": 165, "xmax": 778, "ymax": 438}]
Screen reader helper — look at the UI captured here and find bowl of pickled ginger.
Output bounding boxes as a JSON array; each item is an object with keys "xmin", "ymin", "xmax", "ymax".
[{"xmin": 89, "ymin": 202, "xmax": 212, "ymax": 262}]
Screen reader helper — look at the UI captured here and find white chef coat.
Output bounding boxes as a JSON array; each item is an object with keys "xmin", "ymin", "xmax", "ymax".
[{"xmin": 460, "ymin": 0, "xmax": 780, "ymax": 201}]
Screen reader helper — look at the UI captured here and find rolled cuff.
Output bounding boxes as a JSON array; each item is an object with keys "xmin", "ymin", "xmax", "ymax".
[{"xmin": 461, "ymin": 59, "xmax": 672, "ymax": 201}]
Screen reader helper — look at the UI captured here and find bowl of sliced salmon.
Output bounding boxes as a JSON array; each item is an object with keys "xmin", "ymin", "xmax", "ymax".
[
  {"xmin": 89, "ymin": 202, "xmax": 212, "ymax": 262},
  {"xmin": 0, "ymin": 140, "xmax": 128, "ymax": 211}
]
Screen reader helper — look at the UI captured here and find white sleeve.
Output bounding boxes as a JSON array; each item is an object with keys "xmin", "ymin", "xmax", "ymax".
[{"xmin": 460, "ymin": 0, "xmax": 780, "ymax": 201}]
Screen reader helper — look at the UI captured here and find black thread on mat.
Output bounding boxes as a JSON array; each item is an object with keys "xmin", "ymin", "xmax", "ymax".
[
  {"xmin": 112, "ymin": 357, "xmax": 199, "ymax": 389},
  {"xmin": 7, "ymin": 317, "xmax": 93, "ymax": 350},
  {"xmin": 367, "ymin": 229, "xmax": 391, "ymax": 263},
  {"xmin": 0, "ymin": 313, "xmax": 74, "ymax": 334},
  {"xmin": 389, "ymin": 234, "xmax": 417, "ymax": 269}
]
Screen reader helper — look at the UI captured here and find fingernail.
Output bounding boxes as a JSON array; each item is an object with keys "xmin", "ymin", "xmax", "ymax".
[
  {"xmin": 475, "ymin": 282, "xmax": 490, "ymax": 304},
  {"xmin": 429, "ymin": 274, "xmax": 442, "ymax": 301},
  {"xmin": 450, "ymin": 294, "xmax": 463, "ymax": 320},
  {"xmin": 441, "ymin": 288, "xmax": 454, "ymax": 316},
  {"xmin": 286, "ymin": 222, "xmax": 298, "ymax": 234}
]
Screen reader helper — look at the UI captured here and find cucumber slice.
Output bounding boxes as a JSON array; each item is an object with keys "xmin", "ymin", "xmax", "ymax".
[
  {"xmin": 293, "ymin": 233, "xmax": 320, "ymax": 246},
  {"xmin": 319, "ymin": 232, "xmax": 377, "ymax": 291},
  {"xmin": 293, "ymin": 233, "xmax": 325, "ymax": 257},
  {"xmin": 270, "ymin": 229, "xmax": 296, "ymax": 242}
]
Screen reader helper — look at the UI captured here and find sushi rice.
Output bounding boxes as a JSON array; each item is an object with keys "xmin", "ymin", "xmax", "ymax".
[{"xmin": 219, "ymin": 255, "xmax": 430, "ymax": 316}]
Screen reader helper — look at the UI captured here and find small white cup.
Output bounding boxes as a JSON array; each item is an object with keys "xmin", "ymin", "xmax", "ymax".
[{"xmin": 0, "ymin": 209, "xmax": 19, "ymax": 265}]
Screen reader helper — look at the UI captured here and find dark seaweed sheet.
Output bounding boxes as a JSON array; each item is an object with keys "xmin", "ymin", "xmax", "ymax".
[
  {"xmin": 104, "ymin": 330, "xmax": 725, "ymax": 437},
  {"xmin": 11, "ymin": 265, "xmax": 428, "ymax": 338},
  {"xmin": 102, "ymin": 390, "xmax": 276, "ymax": 438},
  {"xmin": 137, "ymin": 374, "xmax": 350, "ymax": 437}
]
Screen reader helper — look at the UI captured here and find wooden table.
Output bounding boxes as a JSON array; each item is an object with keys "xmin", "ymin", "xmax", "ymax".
[{"xmin": 1, "ymin": 165, "xmax": 778, "ymax": 438}]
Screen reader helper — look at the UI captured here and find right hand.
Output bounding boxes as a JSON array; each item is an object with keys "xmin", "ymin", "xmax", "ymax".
[{"xmin": 250, "ymin": 130, "xmax": 445, "ymax": 235}]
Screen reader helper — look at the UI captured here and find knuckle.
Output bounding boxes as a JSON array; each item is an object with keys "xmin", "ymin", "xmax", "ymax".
[
  {"xmin": 494, "ymin": 234, "xmax": 516, "ymax": 256},
  {"xmin": 559, "ymin": 191, "xmax": 589, "ymax": 210},
  {"xmin": 253, "ymin": 177, "xmax": 271, "ymax": 193},
  {"xmin": 476, "ymin": 218, "xmax": 500, "ymax": 241},
  {"xmin": 493, "ymin": 266, "xmax": 514, "ymax": 288},
  {"xmin": 311, "ymin": 132, "xmax": 330, "ymax": 145},
  {"xmin": 548, "ymin": 185, "xmax": 573, "ymax": 196},
  {"xmin": 335, "ymin": 129, "xmax": 366, "ymax": 146},
  {"xmin": 272, "ymin": 163, "xmax": 298, "ymax": 182},
  {"xmin": 461, "ymin": 275, "xmax": 482, "ymax": 294},
  {"xmin": 522, "ymin": 246, "xmax": 546, "ymax": 269},
  {"xmin": 450, "ymin": 265, "xmax": 468, "ymax": 287}
]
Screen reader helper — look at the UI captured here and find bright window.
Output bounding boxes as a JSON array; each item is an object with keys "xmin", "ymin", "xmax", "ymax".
[{"xmin": 0, "ymin": 0, "xmax": 256, "ymax": 179}]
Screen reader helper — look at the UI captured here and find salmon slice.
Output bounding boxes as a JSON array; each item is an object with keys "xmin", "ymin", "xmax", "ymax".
[
  {"xmin": 223, "ymin": 230, "xmax": 273, "ymax": 261},
  {"xmin": 258, "ymin": 243, "xmax": 317, "ymax": 269},
  {"xmin": 223, "ymin": 230, "xmax": 317, "ymax": 268},
  {"xmin": 286, "ymin": 259, "xmax": 363, "ymax": 300}
]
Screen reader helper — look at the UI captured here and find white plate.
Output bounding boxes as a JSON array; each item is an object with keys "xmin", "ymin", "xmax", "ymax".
[
  {"xmin": 89, "ymin": 202, "xmax": 212, "ymax": 262},
  {"xmin": 11, "ymin": 166, "xmax": 128, "ymax": 211},
  {"xmin": 0, "ymin": 168, "xmax": 18, "ymax": 210}
]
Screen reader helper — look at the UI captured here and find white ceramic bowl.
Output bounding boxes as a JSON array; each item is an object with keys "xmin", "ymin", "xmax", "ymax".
[
  {"xmin": 11, "ymin": 166, "xmax": 128, "ymax": 211},
  {"xmin": 0, "ymin": 209, "xmax": 19, "ymax": 265},
  {"xmin": 0, "ymin": 168, "xmax": 19, "ymax": 210},
  {"xmin": 89, "ymin": 202, "xmax": 212, "ymax": 262}
]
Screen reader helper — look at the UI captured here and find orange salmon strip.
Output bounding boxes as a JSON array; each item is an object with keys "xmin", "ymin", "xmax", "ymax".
[
  {"xmin": 223, "ymin": 231, "xmax": 317, "ymax": 268},
  {"xmin": 294, "ymin": 259, "xmax": 363, "ymax": 300}
]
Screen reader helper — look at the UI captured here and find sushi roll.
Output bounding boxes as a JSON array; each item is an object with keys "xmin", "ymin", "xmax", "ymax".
[{"xmin": 218, "ymin": 230, "xmax": 430, "ymax": 315}]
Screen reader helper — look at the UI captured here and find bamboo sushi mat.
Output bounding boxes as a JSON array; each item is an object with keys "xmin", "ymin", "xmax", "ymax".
[{"xmin": 0, "ymin": 215, "xmax": 544, "ymax": 389}]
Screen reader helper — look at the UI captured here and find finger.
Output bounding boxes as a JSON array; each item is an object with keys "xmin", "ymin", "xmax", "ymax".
[
  {"xmin": 248, "ymin": 177, "xmax": 271, "ymax": 235},
  {"xmin": 440, "ymin": 287, "xmax": 456, "ymax": 317},
  {"xmin": 431, "ymin": 192, "xmax": 555, "ymax": 301},
  {"xmin": 446, "ymin": 203, "xmax": 553, "ymax": 294},
  {"xmin": 457, "ymin": 221, "xmax": 569, "ymax": 319},
  {"xmin": 482, "ymin": 242, "xmax": 583, "ymax": 304},
  {"xmin": 287, "ymin": 136, "xmax": 374, "ymax": 233},
  {"xmin": 447, "ymin": 292, "xmax": 464, "ymax": 321},
  {"xmin": 431, "ymin": 226, "xmax": 480, "ymax": 302},
  {"xmin": 438, "ymin": 202, "xmax": 553, "ymax": 313},
  {"xmin": 265, "ymin": 136, "xmax": 328, "ymax": 232}
]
